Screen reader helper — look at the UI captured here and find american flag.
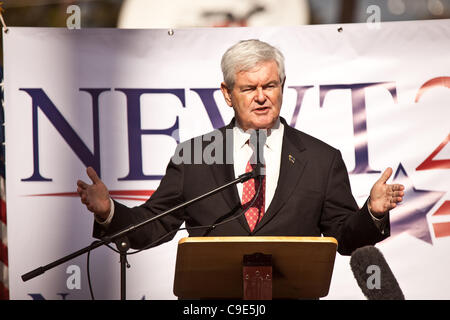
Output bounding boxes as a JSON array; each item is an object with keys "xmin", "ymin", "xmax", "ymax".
[{"xmin": 0, "ymin": 66, "xmax": 8, "ymax": 300}]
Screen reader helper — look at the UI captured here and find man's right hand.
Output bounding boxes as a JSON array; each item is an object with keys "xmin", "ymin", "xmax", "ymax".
[{"xmin": 77, "ymin": 166, "xmax": 111, "ymax": 221}]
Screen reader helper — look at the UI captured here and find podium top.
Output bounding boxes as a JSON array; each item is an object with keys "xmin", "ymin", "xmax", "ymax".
[
  {"xmin": 178, "ymin": 236, "xmax": 338, "ymax": 245},
  {"xmin": 174, "ymin": 236, "xmax": 338, "ymax": 299}
]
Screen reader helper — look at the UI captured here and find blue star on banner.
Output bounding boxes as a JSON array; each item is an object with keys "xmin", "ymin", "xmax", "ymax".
[{"xmin": 390, "ymin": 163, "xmax": 445, "ymax": 244}]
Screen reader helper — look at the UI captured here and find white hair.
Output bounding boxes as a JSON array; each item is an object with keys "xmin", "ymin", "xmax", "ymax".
[{"xmin": 221, "ymin": 39, "xmax": 285, "ymax": 89}]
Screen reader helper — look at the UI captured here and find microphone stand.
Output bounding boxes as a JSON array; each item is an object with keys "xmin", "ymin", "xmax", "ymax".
[{"xmin": 21, "ymin": 170, "xmax": 256, "ymax": 300}]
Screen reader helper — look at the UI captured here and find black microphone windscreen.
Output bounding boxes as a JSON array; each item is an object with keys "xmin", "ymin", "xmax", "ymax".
[{"xmin": 350, "ymin": 245, "xmax": 404, "ymax": 300}]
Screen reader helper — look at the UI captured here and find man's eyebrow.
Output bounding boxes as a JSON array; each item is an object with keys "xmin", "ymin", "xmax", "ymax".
[
  {"xmin": 237, "ymin": 79, "xmax": 280, "ymax": 90},
  {"xmin": 264, "ymin": 80, "xmax": 280, "ymax": 86}
]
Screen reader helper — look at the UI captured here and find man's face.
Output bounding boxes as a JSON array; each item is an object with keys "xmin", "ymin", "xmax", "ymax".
[{"xmin": 221, "ymin": 60, "xmax": 284, "ymax": 131}]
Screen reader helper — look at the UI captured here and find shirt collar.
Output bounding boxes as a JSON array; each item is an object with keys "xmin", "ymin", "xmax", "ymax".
[{"xmin": 233, "ymin": 117, "xmax": 283, "ymax": 151}]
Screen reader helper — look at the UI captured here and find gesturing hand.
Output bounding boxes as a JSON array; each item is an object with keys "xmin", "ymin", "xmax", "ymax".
[
  {"xmin": 77, "ymin": 166, "xmax": 111, "ymax": 221},
  {"xmin": 369, "ymin": 167, "xmax": 405, "ymax": 218}
]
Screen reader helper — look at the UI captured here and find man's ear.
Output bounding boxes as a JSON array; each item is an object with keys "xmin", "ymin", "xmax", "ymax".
[{"xmin": 220, "ymin": 82, "xmax": 233, "ymax": 107}]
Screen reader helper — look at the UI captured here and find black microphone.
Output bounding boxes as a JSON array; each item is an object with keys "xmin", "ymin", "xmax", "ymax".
[{"xmin": 350, "ymin": 245, "xmax": 405, "ymax": 300}]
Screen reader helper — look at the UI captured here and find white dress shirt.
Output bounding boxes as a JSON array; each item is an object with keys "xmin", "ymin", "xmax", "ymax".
[{"xmin": 233, "ymin": 118, "xmax": 284, "ymax": 212}]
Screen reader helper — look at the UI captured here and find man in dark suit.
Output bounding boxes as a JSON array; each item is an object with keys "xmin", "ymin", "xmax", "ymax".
[{"xmin": 77, "ymin": 39, "xmax": 404, "ymax": 255}]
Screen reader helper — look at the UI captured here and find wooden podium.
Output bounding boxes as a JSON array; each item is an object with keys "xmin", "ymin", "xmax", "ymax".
[{"xmin": 173, "ymin": 236, "xmax": 337, "ymax": 300}]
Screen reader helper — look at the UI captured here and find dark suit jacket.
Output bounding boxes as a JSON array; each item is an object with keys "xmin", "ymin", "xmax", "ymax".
[{"xmin": 94, "ymin": 117, "xmax": 389, "ymax": 255}]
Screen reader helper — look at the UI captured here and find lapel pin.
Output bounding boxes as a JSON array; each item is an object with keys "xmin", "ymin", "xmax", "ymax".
[{"xmin": 289, "ymin": 154, "xmax": 295, "ymax": 164}]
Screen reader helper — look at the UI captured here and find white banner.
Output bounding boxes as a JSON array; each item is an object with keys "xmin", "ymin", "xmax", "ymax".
[{"xmin": 3, "ymin": 20, "xmax": 450, "ymax": 299}]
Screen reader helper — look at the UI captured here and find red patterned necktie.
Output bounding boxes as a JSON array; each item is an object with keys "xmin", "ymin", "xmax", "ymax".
[{"xmin": 241, "ymin": 160, "xmax": 266, "ymax": 232}]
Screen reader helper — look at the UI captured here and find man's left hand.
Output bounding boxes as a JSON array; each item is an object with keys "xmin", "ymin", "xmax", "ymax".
[{"xmin": 369, "ymin": 167, "xmax": 404, "ymax": 218}]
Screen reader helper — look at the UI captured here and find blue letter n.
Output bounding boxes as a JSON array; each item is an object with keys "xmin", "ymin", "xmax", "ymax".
[{"xmin": 20, "ymin": 88, "xmax": 109, "ymax": 181}]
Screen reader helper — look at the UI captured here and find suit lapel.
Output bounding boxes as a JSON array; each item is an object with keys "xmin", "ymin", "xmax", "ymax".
[
  {"xmin": 209, "ymin": 161, "xmax": 240, "ymax": 211},
  {"xmin": 253, "ymin": 120, "xmax": 307, "ymax": 233}
]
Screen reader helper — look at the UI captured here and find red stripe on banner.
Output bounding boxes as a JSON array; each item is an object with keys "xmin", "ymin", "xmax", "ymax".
[
  {"xmin": 432, "ymin": 201, "xmax": 450, "ymax": 216},
  {"xmin": 31, "ymin": 192, "xmax": 79, "ymax": 197},
  {"xmin": 0, "ymin": 199, "xmax": 5, "ymax": 224},
  {"xmin": 0, "ymin": 241, "xmax": 7, "ymax": 266},
  {"xmin": 0, "ymin": 281, "xmax": 9, "ymax": 300},
  {"xmin": 433, "ymin": 222, "xmax": 450, "ymax": 238},
  {"xmin": 27, "ymin": 190, "xmax": 155, "ymax": 198}
]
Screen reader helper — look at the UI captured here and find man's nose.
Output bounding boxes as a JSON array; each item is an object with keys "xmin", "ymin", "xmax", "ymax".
[{"xmin": 254, "ymin": 87, "xmax": 266, "ymax": 104}]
